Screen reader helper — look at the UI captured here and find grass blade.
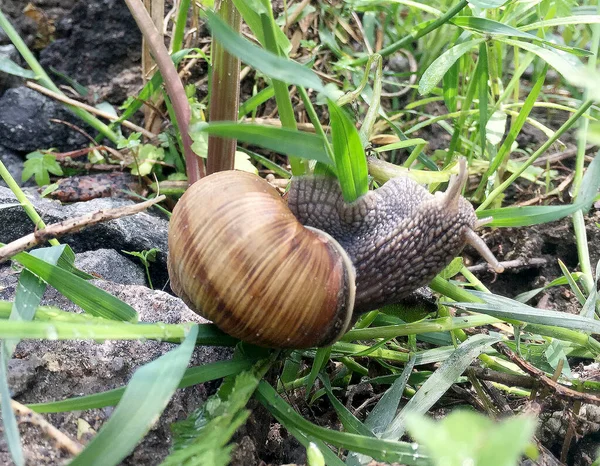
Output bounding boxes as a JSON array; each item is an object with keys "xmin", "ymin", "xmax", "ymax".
[
  {"xmin": 419, "ymin": 38, "xmax": 485, "ymax": 95},
  {"xmin": 29, "ymin": 358, "xmax": 254, "ymax": 413},
  {"xmin": 69, "ymin": 325, "xmax": 198, "ymax": 466},
  {"xmin": 256, "ymin": 381, "xmax": 430, "ymax": 464},
  {"xmin": 12, "ymin": 250, "xmax": 138, "ymax": 322},
  {"xmin": 328, "ymin": 100, "xmax": 369, "ymax": 201},
  {"xmin": 205, "ymin": 9, "xmax": 329, "ymax": 96},
  {"xmin": 456, "ymin": 292, "xmax": 600, "ymax": 334},
  {"xmin": 381, "ymin": 334, "xmax": 501, "ymax": 440},
  {"xmin": 198, "ymin": 122, "xmax": 332, "ymax": 165}
]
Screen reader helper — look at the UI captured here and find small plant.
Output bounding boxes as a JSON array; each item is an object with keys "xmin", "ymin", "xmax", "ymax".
[{"xmin": 122, "ymin": 248, "xmax": 160, "ymax": 289}]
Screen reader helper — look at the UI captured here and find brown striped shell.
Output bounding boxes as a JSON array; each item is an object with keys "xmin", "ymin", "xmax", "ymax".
[{"xmin": 167, "ymin": 170, "xmax": 356, "ymax": 348}]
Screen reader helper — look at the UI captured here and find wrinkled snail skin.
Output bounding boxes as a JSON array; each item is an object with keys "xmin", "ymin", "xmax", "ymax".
[
  {"xmin": 287, "ymin": 163, "xmax": 481, "ymax": 315},
  {"xmin": 167, "ymin": 170, "xmax": 356, "ymax": 349},
  {"xmin": 168, "ymin": 161, "xmax": 500, "ymax": 349}
]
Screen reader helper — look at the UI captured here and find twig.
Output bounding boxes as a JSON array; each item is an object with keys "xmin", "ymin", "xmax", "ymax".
[
  {"xmin": 469, "ymin": 366, "xmax": 536, "ymax": 389},
  {"xmin": 467, "ymin": 258, "xmax": 547, "ymax": 273},
  {"xmin": 513, "ymin": 144, "xmax": 594, "ymax": 167},
  {"xmin": 494, "ymin": 342, "xmax": 600, "ymax": 404},
  {"xmin": 0, "ymin": 196, "xmax": 165, "ymax": 263},
  {"xmin": 124, "ymin": 0, "xmax": 203, "ymax": 183},
  {"xmin": 49, "ymin": 118, "xmax": 99, "ymax": 146},
  {"xmin": 27, "ymin": 81, "xmax": 157, "ymax": 139},
  {"xmin": 10, "ymin": 399, "xmax": 83, "ymax": 455}
]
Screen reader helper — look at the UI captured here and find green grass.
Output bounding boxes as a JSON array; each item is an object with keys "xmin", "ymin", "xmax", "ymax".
[{"xmin": 1, "ymin": 0, "xmax": 600, "ymax": 464}]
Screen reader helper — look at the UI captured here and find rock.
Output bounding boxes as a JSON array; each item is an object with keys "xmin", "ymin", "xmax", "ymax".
[
  {"xmin": 0, "ymin": 268, "xmax": 232, "ymax": 465},
  {"xmin": 0, "ymin": 187, "xmax": 170, "ymax": 289},
  {"xmin": 1, "ymin": 0, "xmax": 79, "ymax": 48},
  {"xmin": 0, "ymin": 86, "xmax": 89, "ymax": 152},
  {"xmin": 0, "ymin": 145, "xmax": 24, "ymax": 188},
  {"xmin": 75, "ymin": 249, "xmax": 147, "ymax": 286},
  {"xmin": 39, "ymin": 0, "xmax": 142, "ymax": 89}
]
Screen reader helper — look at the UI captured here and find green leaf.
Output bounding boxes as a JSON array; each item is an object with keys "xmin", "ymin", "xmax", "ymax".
[
  {"xmin": 501, "ymin": 38, "xmax": 599, "ymax": 98},
  {"xmin": 12, "ymin": 251, "xmax": 138, "ymax": 322},
  {"xmin": 70, "ymin": 325, "xmax": 198, "ymax": 466},
  {"xmin": 0, "ymin": 56, "xmax": 35, "ymax": 78},
  {"xmin": 0, "ymin": 350, "xmax": 23, "ymax": 466},
  {"xmin": 479, "ymin": 150, "xmax": 600, "ymax": 227},
  {"xmin": 485, "ymin": 110, "xmax": 507, "ymax": 147},
  {"xmin": 468, "ymin": 0, "xmax": 508, "ymax": 8},
  {"xmin": 256, "ymin": 381, "xmax": 430, "ymax": 464},
  {"xmin": 406, "ymin": 411, "xmax": 537, "ymax": 466},
  {"xmin": 380, "ymin": 334, "xmax": 502, "ymax": 440},
  {"xmin": 419, "ymin": 38, "xmax": 485, "ymax": 95},
  {"xmin": 453, "ymin": 16, "xmax": 538, "ymax": 39},
  {"xmin": 21, "ymin": 151, "xmax": 63, "ymax": 186},
  {"xmin": 230, "ymin": 0, "xmax": 291, "ymax": 54},
  {"xmin": 197, "ymin": 122, "xmax": 332, "ymax": 165},
  {"xmin": 29, "ymin": 358, "xmax": 254, "ymax": 413},
  {"xmin": 204, "ymin": 9, "xmax": 330, "ymax": 97},
  {"xmin": 456, "ymin": 292, "xmax": 600, "ymax": 334},
  {"xmin": 328, "ymin": 100, "xmax": 369, "ymax": 202},
  {"xmin": 453, "ymin": 16, "xmax": 592, "ymax": 56},
  {"xmin": 163, "ymin": 365, "xmax": 263, "ymax": 466},
  {"xmin": 520, "ymin": 15, "xmax": 600, "ymax": 32},
  {"xmin": 131, "ymin": 144, "xmax": 164, "ymax": 177}
]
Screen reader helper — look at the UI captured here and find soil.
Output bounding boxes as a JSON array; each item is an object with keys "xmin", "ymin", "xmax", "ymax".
[{"xmin": 1, "ymin": 1, "xmax": 600, "ymax": 465}]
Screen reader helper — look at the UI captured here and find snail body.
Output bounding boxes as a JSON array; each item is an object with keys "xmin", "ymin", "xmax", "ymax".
[{"xmin": 168, "ymin": 161, "xmax": 501, "ymax": 348}]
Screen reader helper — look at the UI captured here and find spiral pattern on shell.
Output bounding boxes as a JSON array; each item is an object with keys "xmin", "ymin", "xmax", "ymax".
[{"xmin": 167, "ymin": 170, "xmax": 356, "ymax": 348}]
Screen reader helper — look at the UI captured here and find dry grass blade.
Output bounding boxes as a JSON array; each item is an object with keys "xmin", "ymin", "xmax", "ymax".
[{"xmin": 11, "ymin": 399, "xmax": 83, "ymax": 456}]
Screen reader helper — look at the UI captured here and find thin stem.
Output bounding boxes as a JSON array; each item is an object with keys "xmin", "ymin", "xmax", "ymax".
[
  {"xmin": 477, "ymin": 100, "xmax": 594, "ymax": 211},
  {"xmin": 171, "ymin": 0, "xmax": 191, "ymax": 53},
  {"xmin": 259, "ymin": 13, "xmax": 305, "ymax": 175},
  {"xmin": 351, "ymin": 0, "xmax": 468, "ymax": 66},
  {"xmin": 0, "ymin": 162, "xmax": 59, "ymax": 247},
  {"xmin": 570, "ymin": 3, "xmax": 600, "ymax": 295},
  {"xmin": 124, "ymin": 0, "xmax": 203, "ymax": 184},
  {"xmin": 297, "ymin": 86, "xmax": 334, "ymax": 162},
  {"xmin": 207, "ymin": 0, "xmax": 241, "ymax": 174}
]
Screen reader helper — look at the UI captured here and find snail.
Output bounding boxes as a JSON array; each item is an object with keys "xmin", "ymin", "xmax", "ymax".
[{"xmin": 167, "ymin": 159, "xmax": 502, "ymax": 348}]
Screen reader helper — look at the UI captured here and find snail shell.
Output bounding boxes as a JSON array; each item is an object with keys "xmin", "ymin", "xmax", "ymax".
[
  {"xmin": 168, "ymin": 160, "xmax": 502, "ymax": 348},
  {"xmin": 167, "ymin": 170, "xmax": 356, "ymax": 348}
]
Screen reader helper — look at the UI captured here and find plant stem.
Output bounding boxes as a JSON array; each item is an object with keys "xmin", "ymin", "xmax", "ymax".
[
  {"xmin": 124, "ymin": 0, "xmax": 203, "ymax": 184},
  {"xmin": 341, "ymin": 314, "xmax": 501, "ymax": 341},
  {"xmin": 259, "ymin": 14, "xmax": 305, "ymax": 175},
  {"xmin": 171, "ymin": 0, "xmax": 191, "ymax": 53},
  {"xmin": 207, "ymin": 0, "xmax": 241, "ymax": 174},
  {"xmin": 351, "ymin": 0, "xmax": 468, "ymax": 66},
  {"xmin": 0, "ymin": 162, "xmax": 59, "ymax": 247},
  {"xmin": 0, "ymin": 8, "xmax": 119, "ymax": 143},
  {"xmin": 570, "ymin": 3, "xmax": 600, "ymax": 295},
  {"xmin": 298, "ymin": 86, "xmax": 334, "ymax": 162},
  {"xmin": 477, "ymin": 100, "xmax": 594, "ymax": 211}
]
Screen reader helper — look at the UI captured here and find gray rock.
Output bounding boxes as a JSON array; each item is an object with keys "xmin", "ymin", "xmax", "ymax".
[
  {"xmin": 0, "ymin": 145, "xmax": 24, "ymax": 188},
  {"xmin": 0, "ymin": 86, "xmax": 88, "ymax": 152},
  {"xmin": 75, "ymin": 249, "xmax": 147, "ymax": 286},
  {"xmin": 39, "ymin": 0, "xmax": 141, "ymax": 89},
  {"xmin": 0, "ymin": 186, "xmax": 170, "ymax": 289},
  {"xmin": 0, "ymin": 268, "xmax": 232, "ymax": 465}
]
